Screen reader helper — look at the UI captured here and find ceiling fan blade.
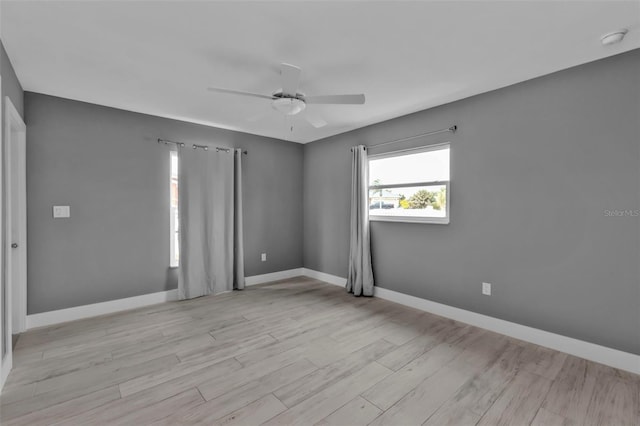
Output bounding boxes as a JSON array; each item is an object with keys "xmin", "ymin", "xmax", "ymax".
[
  {"xmin": 304, "ymin": 94, "xmax": 365, "ymax": 105},
  {"xmin": 280, "ymin": 63, "xmax": 301, "ymax": 97},
  {"xmin": 305, "ymin": 111, "xmax": 327, "ymax": 128},
  {"xmin": 207, "ymin": 87, "xmax": 274, "ymax": 100}
]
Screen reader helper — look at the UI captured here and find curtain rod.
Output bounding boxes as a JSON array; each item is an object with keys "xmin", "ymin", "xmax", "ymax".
[
  {"xmin": 157, "ymin": 138, "xmax": 248, "ymax": 154},
  {"xmin": 366, "ymin": 125, "xmax": 457, "ymax": 150}
]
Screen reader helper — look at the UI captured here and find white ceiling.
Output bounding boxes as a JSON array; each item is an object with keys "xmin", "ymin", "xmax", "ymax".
[{"xmin": 2, "ymin": 1, "xmax": 639, "ymax": 143}]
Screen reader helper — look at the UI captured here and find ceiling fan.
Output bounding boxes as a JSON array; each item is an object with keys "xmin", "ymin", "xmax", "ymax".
[{"xmin": 207, "ymin": 63, "xmax": 365, "ymax": 129}]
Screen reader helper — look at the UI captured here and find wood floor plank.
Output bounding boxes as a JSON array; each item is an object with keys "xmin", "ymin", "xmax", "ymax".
[
  {"xmin": 376, "ymin": 318, "xmax": 461, "ymax": 371},
  {"xmin": 210, "ymin": 306, "xmax": 331, "ymax": 343},
  {"xmin": 306, "ymin": 329, "xmax": 399, "ymax": 368},
  {"xmin": 41, "ymin": 328, "xmax": 163, "ymax": 360},
  {"xmin": 156, "ymin": 358, "xmax": 318, "ymax": 425},
  {"xmin": 0, "ymin": 383, "xmax": 35, "ymax": 406},
  {"xmin": 213, "ymin": 393, "xmax": 287, "ymax": 426},
  {"xmin": 177, "ymin": 333, "xmax": 276, "ymax": 365},
  {"xmin": 583, "ymin": 367, "xmax": 639, "ymax": 426},
  {"xmin": 374, "ymin": 320, "xmax": 429, "ymax": 347},
  {"xmin": 114, "ymin": 388, "xmax": 205, "ymax": 426},
  {"xmin": 422, "ymin": 342, "xmax": 524, "ymax": 426},
  {"xmin": 1, "ymin": 354, "xmax": 179, "ymax": 420},
  {"xmin": 316, "ymin": 396, "xmax": 383, "ymax": 426},
  {"xmin": 361, "ymin": 340, "xmax": 468, "ymax": 411},
  {"xmin": 368, "ymin": 358, "xmax": 480, "ymax": 426},
  {"xmin": 120, "ymin": 357, "xmax": 242, "ymax": 407},
  {"xmin": 454, "ymin": 331, "xmax": 510, "ymax": 368},
  {"xmin": 273, "ymin": 339, "xmax": 396, "ymax": 408},
  {"xmin": 197, "ymin": 346, "xmax": 310, "ymax": 401},
  {"xmin": 6, "ymin": 351, "xmax": 114, "ymax": 387},
  {"xmin": 1, "ymin": 278, "xmax": 637, "ymax": 426},
  {"xmin": 60, "ymin": 387, "xmax": 204, "ymax": 426},
  {"xmin": 234, "ymin": 326, "xmax": 339, "ymax": 367},
  {"xmin": 9, "ymin": 350, "xmax": 43, "ymax": 368},
  {"xmin": 15, "ymin": 328, "xmax": 108, "ymax": 354},
  {"xmin": 160, "ymin": 314, "xmax": 247, "ymax": 338},
  {"xmin": 531, "ymin": 407, "xmax": 575, "ymax": 426},
  {"xmin": 518, "ymin": 343, "xmax": 568, "ymax": 381},
  {"xmin": 540, "ymin": 356, "xmax": 598, "ymax": 424},
  {"xmin": 328, "ymin": 306, "xmax": 406, "ymax": 343},
  {"xmin": 156, "ymin": 358, "xmax": 317, "ymax": 425},
  {"xmin": 4, "ymin": 386, "xmax": 121, "ymax": 426},
  {"xmin": 267, "ymin": 308, "xmax": 361, "ymax": 343},
  {"xmin": 110, "ymin": 330, "xmax": 216, "ymax": 360},
  {"xmin": 105, "ymin": 312, "xmax": 193, "ymax": 336},
  {"xmin": 33, "ymin": 353, "xmax": 179, "ymax": 396},
  {"xmin": 119, "ymin": 356, "xmax": 242, "ymax": 397},
  {"xmin": 264, "ymin": 361, "xmax": 392, "ymax": 425},
  {"xmin": 476, "ymin": 370, "xmax": 553, "ymax": 426}
]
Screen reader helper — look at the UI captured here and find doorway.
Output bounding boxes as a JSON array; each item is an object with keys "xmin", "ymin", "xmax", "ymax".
[{"xmin": 0, "ymin": 95, "xmax": 27, "ymax": 390}]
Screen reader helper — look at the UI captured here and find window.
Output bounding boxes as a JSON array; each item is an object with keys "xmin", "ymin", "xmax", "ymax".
[
  {"xmin": 169, "ymin": 151, "xmax": 179, "ymax": 267},
  {"xmin": 369, "ymin": 144, "xmax": 450, "ymax": 224}
]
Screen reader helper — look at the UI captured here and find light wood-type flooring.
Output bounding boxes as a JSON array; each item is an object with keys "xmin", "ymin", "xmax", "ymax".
[{"xmin": 1, "ymin": 277, "xmax": 638, "ymax": 425}]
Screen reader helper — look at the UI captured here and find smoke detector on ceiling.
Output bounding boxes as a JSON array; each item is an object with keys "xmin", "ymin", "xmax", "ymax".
[{"xmin": 601, "ymin": 29, "xmax": 628, "ymax": 46}]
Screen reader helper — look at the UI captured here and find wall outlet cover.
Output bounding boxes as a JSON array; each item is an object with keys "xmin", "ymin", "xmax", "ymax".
[
  {"xmin": 482, "ymin": 282, "xmax": 492, "ymax": 296},
  {"xmin": 53, "ymin": 205, "xmax": 70, "ymax": 218}
]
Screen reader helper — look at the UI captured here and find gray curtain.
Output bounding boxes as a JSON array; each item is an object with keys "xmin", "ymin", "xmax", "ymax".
[
  {"xmin": 178, "ymin": 147, "xmax": 245, "ymax": 300},
  {"xmin": 346, "ymin": 145, "xmax": 374, "ymax": 296}
]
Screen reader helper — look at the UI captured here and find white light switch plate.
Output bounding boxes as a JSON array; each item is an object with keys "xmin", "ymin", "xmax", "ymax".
[
  {"xmin": 482, "ymin": 282, "xmax": 492, "ymax": 296},
  {"xmin": 53, "ymin": 205, "xmax": 70, "ymax": 218}
]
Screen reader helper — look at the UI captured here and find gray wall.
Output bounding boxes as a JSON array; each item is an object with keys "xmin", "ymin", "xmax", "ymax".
[
  {"xmin": 25, "ymin": 93, "xmax": 303, "ymax": 314},
  {"xmin": 303, "ymin": 49, "xmax": 640, "ymax": 355}
]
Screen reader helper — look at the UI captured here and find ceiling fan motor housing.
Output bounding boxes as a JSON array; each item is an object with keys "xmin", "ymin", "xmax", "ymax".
[{"xmin": 272, "ymin": 96, "xmax": 306, "ymax": 116}]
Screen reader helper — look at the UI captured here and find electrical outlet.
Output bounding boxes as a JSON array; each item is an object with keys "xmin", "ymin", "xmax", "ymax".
[
  {"xmin": 261, "ymin": 253, "xmax": 267, "ymax": 262},
  {"xmin": 53, "ymin": 205, "xmax": 70, "ymax": 218},
  {"xmin": 482, "ymin": 282, "xmax": 492, "ymax": 296}
]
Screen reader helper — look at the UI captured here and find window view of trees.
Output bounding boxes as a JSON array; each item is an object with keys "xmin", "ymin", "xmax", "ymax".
[
  {"xmin": 369, "ymin": 185, "xmax": 446, "ymax": 211},
  {"xmin": 406, "ymin": 187, "xmax": 446, "ymax": 210},
  {"xmin": 368, "ymin": 145, "xmax": 449, "ymax": 222}
]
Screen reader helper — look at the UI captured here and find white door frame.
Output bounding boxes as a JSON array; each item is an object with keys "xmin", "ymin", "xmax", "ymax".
[
  {"xmin": 5, "ymin": 97, "xmax": 27, "ymax": 336},
  {"xmin": 0, "ymin": 76, "xmax": 10, "ymax": 391}
]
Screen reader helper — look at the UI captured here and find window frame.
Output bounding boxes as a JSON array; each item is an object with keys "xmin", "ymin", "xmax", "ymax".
[{"xmin": 368, "ymin": 142, "xmax": 450, "ymax": 225}]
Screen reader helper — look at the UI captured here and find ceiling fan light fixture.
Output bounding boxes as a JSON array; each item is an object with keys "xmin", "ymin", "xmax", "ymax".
[{"xmin": 272, "ymin": 97, "xmax": 306, "ymax": 115}]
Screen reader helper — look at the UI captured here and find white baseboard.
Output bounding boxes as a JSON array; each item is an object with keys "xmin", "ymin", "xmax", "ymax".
[
  {"xmin": 245, "ymin": 268, "xmax": 305, "ymax": 286},
  {"xmin": 301, "ymin": 268, "xmax": 640, "ymax": 374},
  {"xmin": 302, "ymin": 268, "xmax": 347, "ymax": 287},
  {"xmin": 26, "ymin": 289, "xmax": 179, "ymax": 330}
]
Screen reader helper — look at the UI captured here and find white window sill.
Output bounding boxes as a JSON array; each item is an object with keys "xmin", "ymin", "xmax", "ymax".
[{"xmin": 370, "ymin": 216, "xmax": 450, "ymax": 225}]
